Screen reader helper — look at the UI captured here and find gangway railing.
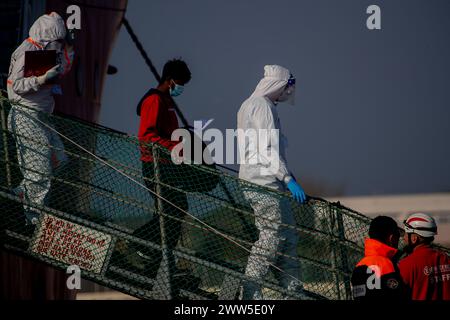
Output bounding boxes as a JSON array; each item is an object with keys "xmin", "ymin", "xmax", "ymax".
[{"xmin": 1, "ymin": 94, "xmax": 448, "ymax": 300}]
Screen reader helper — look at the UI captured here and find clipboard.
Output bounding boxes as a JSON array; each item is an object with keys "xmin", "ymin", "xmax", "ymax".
[{"xmin": 24, "ymin": 50, "xmax": 57, "ymax": 78}]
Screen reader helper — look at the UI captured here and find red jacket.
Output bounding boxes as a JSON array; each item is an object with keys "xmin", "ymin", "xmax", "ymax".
[
  {"xmin": 137, "ymin": 89, "xmax": 180, "ymax": 162},
  {"xmin": 398, "ymin": 245, "xmax": 450, "ymax": 300}
]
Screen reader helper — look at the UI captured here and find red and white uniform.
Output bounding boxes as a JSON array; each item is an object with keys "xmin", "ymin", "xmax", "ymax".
[{"xmin": 398, "ymin": 245, "xmax": 450, "ymax": 300}]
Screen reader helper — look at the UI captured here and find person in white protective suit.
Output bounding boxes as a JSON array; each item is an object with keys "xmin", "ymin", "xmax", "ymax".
[
  {"xmin": 6, "ymin": 12, "xmax": 74, "ymax": 225},
  {"xmin": 237, "ymin": 65, "xmax": 307, "ymax": 300}
]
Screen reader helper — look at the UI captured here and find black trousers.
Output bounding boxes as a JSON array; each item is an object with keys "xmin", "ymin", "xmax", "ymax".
[{"xmin": 132, "ymin": 161, "xmax": 188, "ymax": 278}]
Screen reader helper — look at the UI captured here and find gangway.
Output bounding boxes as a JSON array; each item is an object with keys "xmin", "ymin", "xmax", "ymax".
[{"xmin": 1, "ymin": 94, "xmax": 448, "ymax": 300}]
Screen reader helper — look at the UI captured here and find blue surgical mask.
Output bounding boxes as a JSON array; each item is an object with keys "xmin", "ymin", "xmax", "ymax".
[{"xmin": 170, "ymin": 80, "xmax": 184, "ymax": 97}]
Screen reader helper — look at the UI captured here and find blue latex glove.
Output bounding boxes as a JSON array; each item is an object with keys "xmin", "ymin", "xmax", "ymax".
[
  {"xmin": 51, "ymin": 84, "xmax": 63, "ymax": 95},
  {"xmin": 287, "ymin": 180, "xmax": 306, "ymax": 203}
]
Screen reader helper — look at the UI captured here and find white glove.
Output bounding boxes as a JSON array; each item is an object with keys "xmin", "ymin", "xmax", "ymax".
[{"xmin": 37, "ymin": 64, "xmax": 61, "ymax": 85}]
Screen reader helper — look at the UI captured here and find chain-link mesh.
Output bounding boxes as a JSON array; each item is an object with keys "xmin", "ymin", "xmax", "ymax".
[{"xmin": 0, "ymin": 94, "xmax": 448, "ymax": 300}]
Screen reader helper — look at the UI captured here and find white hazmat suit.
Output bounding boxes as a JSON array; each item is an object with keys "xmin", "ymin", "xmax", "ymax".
[
  {"xmin": 237, "ymin": 65, "xmax": 304, "ymax": 299},
  {"xmin": 6, "ymin": 12, "xmax": 73, "ymax": 224}
]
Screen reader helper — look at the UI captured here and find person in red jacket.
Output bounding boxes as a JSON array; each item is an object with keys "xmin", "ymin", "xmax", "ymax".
[
  {"xmin": 132, "ymin": 59, "xmax": 192, "ymax": 292},
  {"xmin": 398, "ymin": 213, "xmax": 450, "ymax": 300}
]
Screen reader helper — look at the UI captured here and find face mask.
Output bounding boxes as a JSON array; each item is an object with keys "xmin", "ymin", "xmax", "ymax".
[
  {"xmin": 278, "ymin": 87, "xmax": 293, "ymax": 101},
  {"xmin": 277, "ymin": 74, "xmax": 296, "ymax": 105},
  {"xmin": 44, "ymin": 41, "xmax": 64, "ymax": 73},
  {"xmin": 45, "ymin": 40, "xmax": 64, "ymax": 51},
  {"xmin": 277, "ymin": 85, "xmax": 295, "ymax": 105},
  {"xmin": 170, "ymin": 80, "xmax": 184, "ymax": 97}
]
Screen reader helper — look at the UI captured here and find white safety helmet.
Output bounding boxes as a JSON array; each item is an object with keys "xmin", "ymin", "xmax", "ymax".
[{"xmin": 403, "ymin": 213, "xmax": 438, "ymax": 238}]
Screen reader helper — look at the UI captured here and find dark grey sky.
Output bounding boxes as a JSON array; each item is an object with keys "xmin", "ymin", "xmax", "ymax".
[{"xmin": 100, "ymin": 0, "xmax": 450, "ymax": 197}]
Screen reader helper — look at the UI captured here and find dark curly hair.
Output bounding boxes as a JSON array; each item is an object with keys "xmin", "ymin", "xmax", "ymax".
[{"xmin": 160, "ymin": 58, "xmax": 191, "ymax": 84}]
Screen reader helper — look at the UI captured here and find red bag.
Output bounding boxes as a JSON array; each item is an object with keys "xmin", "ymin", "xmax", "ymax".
[{"xmin": 24, "ymin": 50, "xmax": 56, "ymax": 78}]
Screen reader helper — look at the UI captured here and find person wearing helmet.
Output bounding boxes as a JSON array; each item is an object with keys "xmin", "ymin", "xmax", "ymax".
[
  {"xmin": 398, "ymin": 213, "xmax": 450, "ymax": 300},
  {"xmin": 7, "ymin": 12, "xmax": 74, "ymax": 226},
  {"xmin": 351, "ymin": 216, "xmax": 407, "ymax": 300},
  {"xmin": 237, "ymin": 65, "xmax": 307, "ymax": 300}
]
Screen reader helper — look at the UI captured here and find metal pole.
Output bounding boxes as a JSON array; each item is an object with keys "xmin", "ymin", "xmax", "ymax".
[
  {"xmin": 328, "ymin": 204, "xmax": 341, "ymax": 300},
  {"xmin": 152, "ymin": 146, "xmax": 173, "ymax": 299},
  {"xmin": 335, "ymin": 205, "xmax": 352, "ymax": 300},
  {"xmin": 0, "ymin": 98, "xmax": 12, "ymax": 188}
]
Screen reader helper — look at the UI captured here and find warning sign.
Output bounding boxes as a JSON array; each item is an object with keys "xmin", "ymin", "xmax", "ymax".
[{"xmin": 30, "ymin": 214, "xmax": 113, "ymax": 274}]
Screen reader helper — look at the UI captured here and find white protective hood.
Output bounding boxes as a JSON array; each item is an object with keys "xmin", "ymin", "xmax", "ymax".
[
  {"xmin": 29, "ymin": 12, "xmax": 67, "ymax": 47},
  {"xmin": 250, "ymin": 65, "xmax": 295, "ymax": 105}
]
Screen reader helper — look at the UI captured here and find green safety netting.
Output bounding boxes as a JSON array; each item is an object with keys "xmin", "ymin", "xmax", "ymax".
[{"xmin": 0, "ymin": 94, "xmax": 448, "ymax": 300}]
